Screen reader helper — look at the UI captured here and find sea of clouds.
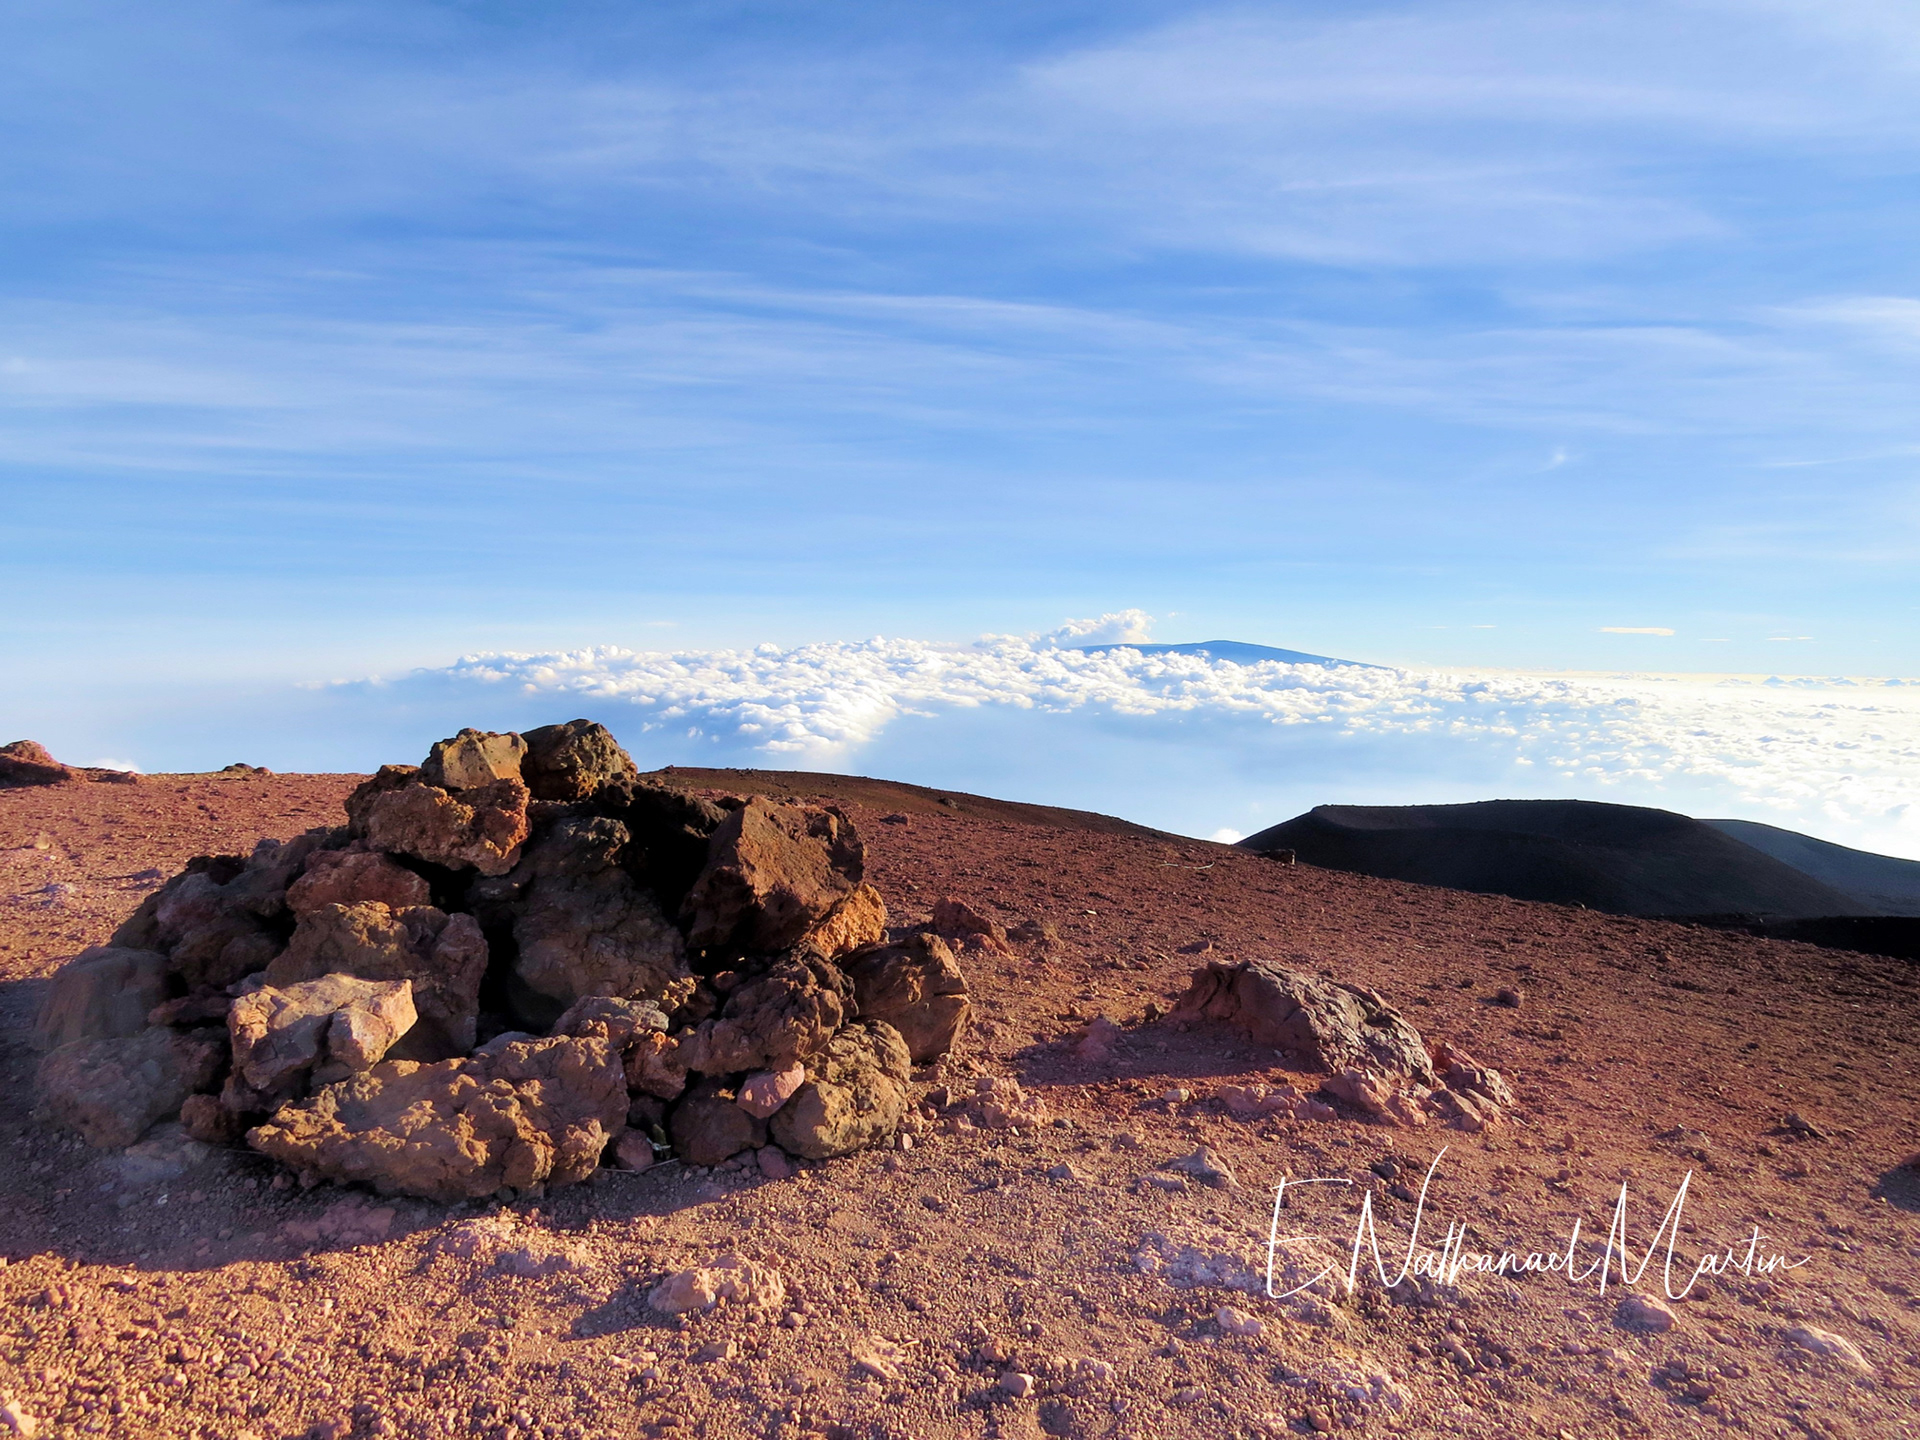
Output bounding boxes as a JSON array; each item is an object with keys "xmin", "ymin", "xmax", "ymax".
[{"xmin": 313, "ymin": 614, "xmax": 1920, "ymax": 860}]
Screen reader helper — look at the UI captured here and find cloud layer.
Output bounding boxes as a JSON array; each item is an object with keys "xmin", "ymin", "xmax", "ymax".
[{"xmin": 326, "ymin": 618, "xmax": 1920, "ymax": 859}]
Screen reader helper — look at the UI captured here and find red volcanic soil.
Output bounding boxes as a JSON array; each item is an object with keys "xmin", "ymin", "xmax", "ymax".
[{"xmin": 1, "ymin": 768, "xmax": 1916, "ymax": 1440}]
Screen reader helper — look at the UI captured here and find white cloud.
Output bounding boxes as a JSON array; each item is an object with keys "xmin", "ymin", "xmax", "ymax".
[{"xmin": 335, "ymin": 629, "xmax": 1920, "ymax": 859}]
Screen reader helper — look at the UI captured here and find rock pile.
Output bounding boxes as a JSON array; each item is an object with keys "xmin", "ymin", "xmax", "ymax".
[
  {"xmin": 0, "ymin": 739, "xmax": 139, "ymax": 789},
  {"xmin": 1171, "ymin": 957, "xmax": 1515, "ymax": 1130},
  {"xmin": 32, "ymin": 722, "xmax": 974, "ymax": 1199}
]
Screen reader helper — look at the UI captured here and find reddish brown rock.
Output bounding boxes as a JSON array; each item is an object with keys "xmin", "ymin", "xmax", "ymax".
[
  {"xmin": 737, "ymin": 1063, "xmax": 805, "ymax": 1119},
  {"xmin": 1170, "ymin": 958, "xmax": 1434, "ymax": 1085},
  {"xmin": 669, "ymin": 1078, "xmax": 768, "ymax": 1165},
  {"xmin": 841, "ymin": 931, "xmax": 971, "ymax": 1064},
  {"xmin": 768, "ymin": 1019, "xmax": 912, "ymax": 1160},
  {"xmin": 551, "ymin": 993, "xmax": 670, "ymax": 1045},
  {"xmin": 624, "ymin": 1029, "xmax": 690, "ymax": 1100},
  {"xmin": 0, "ymin": 739, "xmax": 73, "ymax": 787},
  {"xmin": 228, "ymin": 974, "xmax": 418, "ymax": 1103},
  {"xmin": 246, "ymin": 1036, "xmax": 627, "ymax": 1201},
  {"xmin": 286, "ymin": 849, "xmax": 430, "ymax": 916},
  {"xmin": 266, "ymin": 902, "xmax": 487, "ymax": 1060},
  {"xmin": 354, "ymin": 776, "xmax": 530, "ymax": 877},
  {"xmin": 931, "ymin": 897, "xmax": 1012, "ymax": 955},
  {"xmin": 31, "ymin": 946, "xmax": 171, "ymax": 1053},
  {"xmin": 36, "ymin": 1027, "xmax": 223, "ymax": 1148},
  {"xmin": 131, "ymin": 836, "xmax": 324, "ymax": 988},
  {"xmin": 681, "ymin": 798, "xmax": 865, "ymax": 959},
  {"xmin": 800, "ymin": 883, "xmax": 889, "ymax": 960},
  {"xmin": 521, "ymin": 719, "xmax": 638, "ymax": 802},
  {"xmin": 484, "ymin": 816, "xmax": 690, "ymax": 1030},
  {"xmin": 418, "ymin": 728, "xmax": 528, "ymax": 792},
  {"xmin": 674, "ymin": 950, "xmax": 853, "ymax": 1075}
]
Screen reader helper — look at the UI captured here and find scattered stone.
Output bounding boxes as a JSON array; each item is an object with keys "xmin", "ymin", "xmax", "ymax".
[
  {"xmin": 614, "ymin": 1131, "xmax": 658, "ymax": 1170},
  {"xmin": 648, "ymin": 1254, "xmax": 786, "ymax": 1315},
  {"xmin": 1615, "ymin": 1294, "xmax": 1677, "ymax": 1333},
  {"xmin": 0, "ymin": 1393, "xmax": 38, "ymax": 1436},
  {"xmin": 1168, "ymin": 1146, "xmax": 1237, "ymax": 1189},
  {"xmin": 670, "ymin": 1078, "xmax": 768, "ymax": 1166},
  {"xmin": 1784, "ymin": 1325, "xmax": 1872, "ymax": 1374},
  {"xmin": 1784, "ymin": 1111, "xmax": 1828, "ymax": 1140},
  {"xmin": 841, "ymin": 931, "xmax": 972, "ymax": 1064},
  {"xmin": 931, "ymin": 897, "xmax": 1012, "ymax": 955},
  {"xmin": 31, "ymin": 946, "xmax": 170, "ymax": 1052},
  {"xmin": 755, "ymin": 1144, "xmax": 796, "ymax": 1180},
  {"xmin": 247, "ymin": 1036, "xmax": 627, "ymax": 1201},
  {"xmin": 1492, "ymin": 986, "xmax": 1524, "ymax": 1008},
  {"xmin": 1073, "ymin": 1014, "xmax": 1122, "ymax": 1061},
  {"xmin": 997, "ymin": 1371, "xmax": 1037, "ymax": 1398},
  {"xmin": 1216, "ymin": 1305, "xmax": 1264, "ymax": 1338},
  {"xmin": 36, "ymin": 1027, "xmax": 223, "ymax": 1148},
  {"xmin": 1218, "ymin": 1082, "xmax": 1336, "ymax": 1124},
  {"xmin": 1047, "ymin": 1162, "xmax": 1084, "ymax": 1183},
  {"xmin": 695, "ymin": 1340, "xmax": 737, "ymax": 1363}
]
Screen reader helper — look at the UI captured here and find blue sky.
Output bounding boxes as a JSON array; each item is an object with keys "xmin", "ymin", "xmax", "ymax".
[{"xmin": 3, "ymin": 2, "xmax": 1919, "ymax": 843}]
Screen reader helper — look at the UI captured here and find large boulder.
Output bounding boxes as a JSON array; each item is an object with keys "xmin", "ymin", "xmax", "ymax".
[
  {"xmin": 521, "ymin": 720, "xmax": 638, "ymax": 802},
  {"xmin": 769, "ymin": 1019, "xmax": 911, "ymax": 1160},
  {"xmin": 228, "ymin": 975, "xmax": 417, "ymax": 1106},
  {"xmin": 246, "ymin": 1035, "xmax": 627, "ymax": 1201},
  {"xmin": 265, "ymin": 902, "xmax": 487, "ymax": 1060},
  {"xmin": 37, "ymin": 1028, "xmax": 223, "ymax": 1148},
  {"xmin": 674, "ymin": 950, "xmax": 853, "ymax": 1076},
  {"xmin": 32, "ymin": 946, "xmax": 171, "ymax": 1053},
  {"xmin": 1170, "ymin": 959, "xmax": 1434, "ymax": 1085},
  {"xmin": 0, "ymin": 739, "xmax": 73, "ymax": 787},
  {"xmin": 418, "ymin": 728, "xmax": 528, "ymax": 792},
  {"xmin": 286, "ymin": 849, "xmax": 430, "ymax": 916},
  {"xmin": 118, "ymin": 835, "xmax": 324, "ymax": 987},
  {"xmin": 482, "ymin": 816, "xmax": 690, "ymax": 1031},
  {"xmin": 352, "ymin": 775, "xmax": 530, "ymax": 877},
  {"xmin": 681, "ymin": 798, "xmax": 866, "ymax": 960},
  {"xmin": 668, "ymin": 1077, "xmax": 768, "ymax": 1165},
  {"xmin": 841, "ymin": 931, "xmax": 971, "ymax": 1064}
]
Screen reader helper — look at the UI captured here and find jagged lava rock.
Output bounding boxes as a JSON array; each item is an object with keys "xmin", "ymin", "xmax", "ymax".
[
  {"xmin": 521, "ymin": 719, "xmax": 638, "ymax": 802},
  {"xmin": 769, "ymin": 1019, "xmax": 912, "ymax": 1160},
  {"xmin": 670, "ymin": 1078, "xmax": 768, "ymax": 1165},
  {"xmin": 475, "ymin": 815, "xmax": 690, "ymax": 1031},
  {"xmin": 610, "ymin": 780, "xmax": 732, "ymax": 914},
  {"xmin": 682, "ymin": 797, "xmax": 865, "ymax": 959},
  {"xmin": 228, "ymin": 975, "xmax": 417, "ymax": 1105},
  {"xmin": 1171, "ymin": 957, "xmax": 1434, "ymax": 1084},
  {"xmin": 31, "ymin": 946, "xmax": 171, "ymax": 1052},
  {"xmin": 286, "ymin": 849, "xmax": 430, "ymax": 916},
  {"xmin": 841, "ymin": 931, "xmax": 971, "ymax": 1064},
  {"xmin": 124, "ymin": 837, "xmax": 322, "ymax": 988},
  {"xmin": 37, "ymin": 1027, "xmax": 223, "ymax": 1148},
  {"xmin": 550, "ymin": 993, "xmax": 670, "ymax": 1045},
  {"xmin": 247, "ymin": 1035, "xmax": 627, "ymax": 1201},
  {"xmin": 350, "ymin": 771, "xmax": 530, "ymax": 877},
  {"xmin": 418, "ymin": 728, "xmax": 528, "ymax": 792},
  {"xmin": 265, "ymin": 902, "xmax": 486, "ymax": 1060},
  {"xmin": 800, "ymin": 884, "xmax": 889, "ymax": 960},
  {"xmin": 675, "ymin": 950, "xmax": 853, "ymax": 1075}
]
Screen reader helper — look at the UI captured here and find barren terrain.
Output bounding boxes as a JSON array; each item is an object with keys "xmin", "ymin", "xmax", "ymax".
[{"xmin": 2, "ymin": 768, "xmax": 1916, "ymax": 1440}]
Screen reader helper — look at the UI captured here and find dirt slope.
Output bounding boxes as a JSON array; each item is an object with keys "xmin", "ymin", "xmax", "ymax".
[
  {"xmin": 1, "ymin": 770, "xmax": 1916, "ymax": 1440},
  {"xmin": 1705, "ymin": 820, "xmax": 1920, "ymax": 918}
]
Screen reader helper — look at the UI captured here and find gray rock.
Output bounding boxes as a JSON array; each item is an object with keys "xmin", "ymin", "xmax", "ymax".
[
  {"xmin": 32, "ymin": 946, "xmax": 170, "ymax": 1052},
  {"xmin": 1170, "ymin": 958, "xmax": 1434, "ymax": 1084},
  {"xmin": 37, "ymin": 1027, "xmax": 223, "ymax": 1148},
  {"xmin": 228, "ymin": 974, "xmax": 417, "ymax": 1103},
  {"xmin": 520, "ymin": 719, "xmax": 638, "ymax": 802}
]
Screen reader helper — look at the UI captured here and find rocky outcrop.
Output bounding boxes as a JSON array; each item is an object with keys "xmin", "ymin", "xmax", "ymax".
[
  {"xmin": 36, "ymin": 1028, "xmax": 223, "ymax": 1149},
  {"xmin": 769, "ymin": 1019, "xmax": 912, "ymax": 1160},
  {"xmin": 266, "ymin": 902, "xmax": 487, "ymax": 1060},
  {"xmin": 931, "ymin": 897, "xmax": 1012, "ymax": 955},
  {"xmin": 1171, "ymin": 958, "xmax": 1435, "ymax": 1084},
  {"xmin": 246, "ymin": 1036, "xmax": 627, "ymax": 1201},
  {"xmin": 675, "ymin": 950, "xmax": 853, "ymax": 1076},
  {"xmin": 228, "ymin": 975, "xmax": 417, "ymax": 1106},
  {"xmin": 354, "ymin": 776, "xmax": 530, "ymax": 877},
  {"xmin": 131, "ymin": 836, "xmax": 324, "ymax": 989},
  {"xmin": 841, "ymin": 931, "xmax": 972, "ymax": 1064},
  {"xmin": 32, "ymin": 946, "xmax": 171, "ymax": 1052},
  {"xmin": 521, "ymin": 719, "xmax": 638, "ymax": 802},
  {"xmin": 0, "ymin": 739, "xmax": 73, "ymax": 787},
  {"xmin": 286, "ymin": 849, "xmax": 430, "ymax": 916},
  {"xmin": 418, "ymin": 728, "xmax": 528, "ymax": 792},
  {"xmin": 484, "ymin": 816, "xmax": 690, "ymax": 1031},
  {"xmin": 682, "ymin": 798, "xmax": 866, "ymax": 959}
]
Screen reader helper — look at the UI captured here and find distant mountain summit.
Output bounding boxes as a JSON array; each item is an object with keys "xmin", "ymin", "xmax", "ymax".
[
  {"xmin": 1237, "ymin": 798, "xmax": 1870, "ymax": 920},
  {"xmin": 1703, "ymin": 818, "xmax": 1920, "ymax": 917},
  {"xmin": 1073, "ymin": 640, "xmax": 1380, "ymax": 669}
]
